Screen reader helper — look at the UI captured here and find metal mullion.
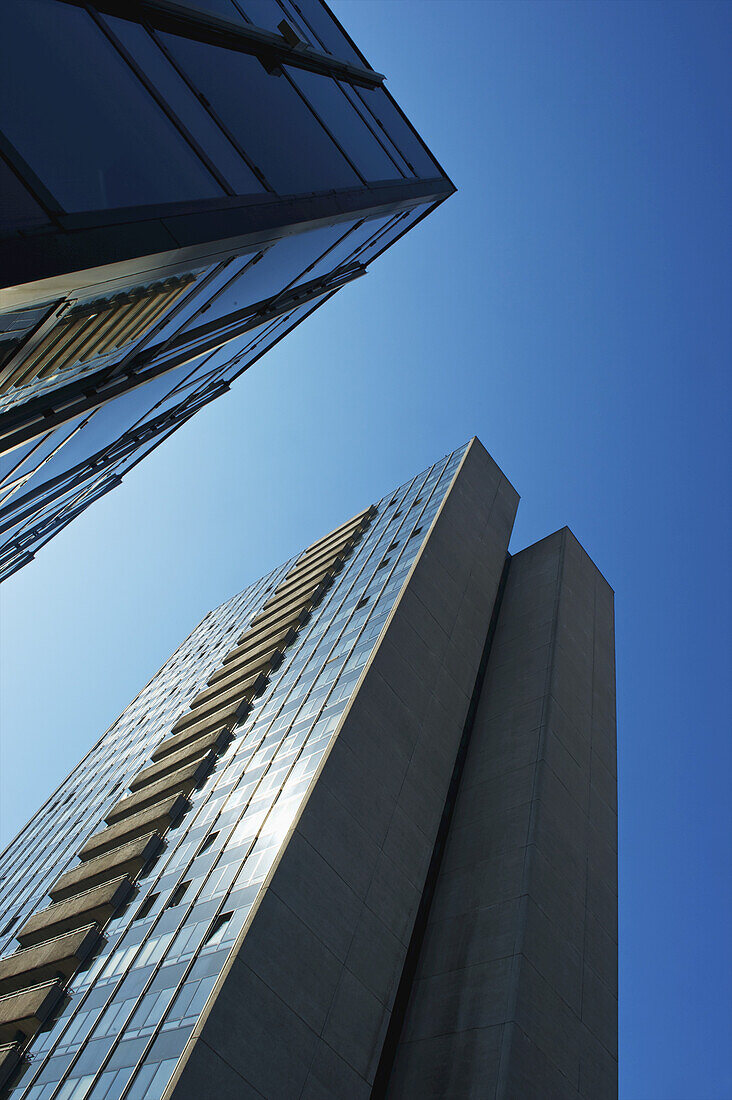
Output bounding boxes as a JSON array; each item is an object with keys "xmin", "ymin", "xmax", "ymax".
[
  {"xmin": 0, "ymin": 418, "xmax": 90, "ymax": 513},
  {"xmin": 355, "ymin": 199, "xmax": 442, "ymax": 272},
  {"xmin": 92, "ymin": 11, "xmax": 236, "ymax": 198},
  {"xmin": 147, "ymin": 261, "xmax": 364, "ymax": 356},
  {"xmin": 105, "ymin": 289, "xmax": 168, "ymax": 352},
  {"xmin": 35, "ymin": 307, "xmax": 117, "ymax": 378},
  {"xmin": 80, "ymin": 296, "xmax": 143, "ymax": 359},
  {"xmin": 284, "ymin": 0, "xmax": 371, "ymax": 72},
  {"xmin": 285, "ymin": 0, "xmax": 404, "ymax": 164},
  {"xmin": 280, "ymin": 219, "xmax": 364, "ymax": 294},
  {"xmin": 60, "ymin": 0, "xmax": 384, "ymax": 89},
  {"xmin": 0, "ymin": 467, "xmax": 93, "ymax": 538},
  {"xmin": 0, "ymin": 132, "xmax": 65, "ymax": 222},
  {"xmin": 135, "ymin": 256, "xmax": 255, "ymax": 369},
  {"xmin": 0, "ymin": 302, "xmax": 68, "ymax": 395},
  {"xmin": 0, "ymin": 398, "xmax": 207, "ymax": 536},
  {"xmin": 123, "ymin": 280, "xmax": 196, "ymax": 344},
  {"xmin": 223, "ymin": 291, "xmax": 333, "ymax": 389},
  {"xmin": 149, "ymin": 30, "xmax": 273, "ymax": 193},
  {"xmin": 352, "ymin": 80, "xmax": 455, "ymax": 188},
  {"xmin": 341, "ymin": 83, "xmax": 414, "ymax": 177},
  {"xmin": 9, "ymin": 317, "xmax": 91, "ymax": 389},
  {"xmin": 107, "ymin": 259, "xmax": 234, "ymax": 379},
  {"xmin": 281, "ymin": 68, "xmax": 369, "ymax": 188},
  {"xmin": 237, "ymin": 0, "xmax": 313, "ymax": 49},
  {"xmin": 133, "ymin": 264, "xmax": 365, "ymax": 371},
  {"xmin": 101, "ymin": 294, "xmax": 159, "ymax": 353},
  {"xmin": 336, "ymin": 79, "xmax": 408, "ymax": 178}
]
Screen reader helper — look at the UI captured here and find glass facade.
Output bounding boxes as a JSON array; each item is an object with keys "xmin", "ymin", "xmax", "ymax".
[
  {"xmin": 0, "ymin": 445, "xmax": 467, "ymax": 1100},
  {"xmin": 0, "ymin": 0, "xmax": 453, "ymax": 581}
]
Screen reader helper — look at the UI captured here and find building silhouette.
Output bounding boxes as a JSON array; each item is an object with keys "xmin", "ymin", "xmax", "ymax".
[
  {"xmin": 0, "ymin": 440, "xmax": 617, "ymax": 1099},
  {"xmin": 0, "ymin": 0, "xmax": 453, "ymax": 581}
]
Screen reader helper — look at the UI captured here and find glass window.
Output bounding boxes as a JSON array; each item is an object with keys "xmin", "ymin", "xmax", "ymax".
[
  {"xmin": 159, "ymin": 33, "xmax": 362, "ymax": 194},
  {"xmin": 165, "ymin": 222, "xmax": 353, "ymax": 339},
  {"xmin": 283, "ymin": 0, "xmax": 365, "ymax": 67},
  {"xmin": 289, "ymin": 70, "xmax": 402, "ymax": 182},
  {"xmin": 0, "ymin": 1, "xmax": 223, "ymax": 212},
  {"xmin": 235, "ymin": 0, "xmax": 314, "ymax": 44},
  {"xmin": 355, "ymin": 87, "xmax": 443, "ymax": 179},
  {"xmin": 0, "ymin": 157, "xmax": 49, "ymax": 233},
  {"xmin": 104, "ymin": 18, "xmax": 265, "ymax": 197}
]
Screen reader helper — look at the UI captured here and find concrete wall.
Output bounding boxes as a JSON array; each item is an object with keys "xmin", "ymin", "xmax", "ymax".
[
  {"xmin": 169, "ymin": 439, "xmax": 519, "ymax": 1099},
  {"xmin": 387, "ymin": 528, "xmax": 618, "ymax": 1099}
]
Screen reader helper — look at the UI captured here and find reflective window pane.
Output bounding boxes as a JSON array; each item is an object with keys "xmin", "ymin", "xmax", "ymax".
[
  {"xmin": 160, "ymin": 32, "xmax": 362, "ymax": 194},
  {"xmin": 288, "ymin": 70, "xmax": 403, "ymax": 182},
  {"xmin": 355, "ymin": 87, "xmax": 443, "ymax": 179},
  {"xmin": 104, "ymin": 18, "xmax": 265, "ymax": 197},
  {"xmin": 0, "ymin": 1, "xmax": 223, "ymax": 212}
]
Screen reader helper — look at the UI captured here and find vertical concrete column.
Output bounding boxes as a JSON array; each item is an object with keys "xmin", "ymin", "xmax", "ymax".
[{"xmin": 388, "ymin": 528, "xmax": 618, "ymax": 1099}]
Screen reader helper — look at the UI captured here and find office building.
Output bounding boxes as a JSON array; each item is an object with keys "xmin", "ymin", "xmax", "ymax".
[
  {"xmin": 0, "ymin": 0, "xmax": 453, "ymax": 581},
  {"xmin": 0, "ymin": 439, "xmax": 617, "ymax": 1098}
]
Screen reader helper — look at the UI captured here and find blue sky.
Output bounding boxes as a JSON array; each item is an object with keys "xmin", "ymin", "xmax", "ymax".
[{"xmin": 1, "ymin": 2, "xmax": 731, "ymax": 1097}]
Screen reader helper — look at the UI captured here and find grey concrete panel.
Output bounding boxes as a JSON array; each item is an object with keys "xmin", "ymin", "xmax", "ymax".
[
  {"xmin": 171, "ymin": 1039, "xmax": 264, "ymax": 1099},
  {"xmin": 401, "ymin": 957, "xmax": 514, "ymax": 1043},
  {"xmin": 388, "ymin": 527, "xmax": 617, "ymax": 1099},
  {"xmin": 579, "ymin": 1028, "xmax": 618, "ymax": 1100},
  {"xmin": 344, "ymin": 904, "xmax": 405, "ymax": 1008},
  {"xmin": 301, "ymin": 1042, "xmax": 372, "ymax": 1100},
  {"xmin": 386, "ymin": 1025, "xmax": 504, "ymax": 1099},
  {"xmin": 237, "ymin": 889, "xmax": 342, "ymax": 1034},
  {"xmin": 581, "ymin": 964, "xmax": 618, "ymax": 1059},
  {"xmin": 441, "ymin": 801, "xmax": 533, "ymax": 874},
  {"xmin": 194, "ymin": 958, "xmax": 318, "ymax": 1098},
  {"xmin": 417, "ymin": 897, "xmax": 521, "ymax": 978},
  {"xmin": 500, "ymin": 1021, "xmax": 582, "ymax": 1099},
  {"xmin": 512, "ymin": 955, "xmax": 583, "ymax": 1086},
  {"xmin": 267, "ymin": 832, "xmax": 363, "ymax": 964},
  {"xmin": 294, "ymin": 779, "xmax": 381, "ymax": 899},
  {"xmin": 321, "ymin": 967, "xmax": 390, "ymax": 1081},
  {"xmin": 363, "ymin": 850, "xmax": 422, "ymax": 947},
  {"xmin": 427, "ymin": 847, "xmax": 526, "ymax": 927}
]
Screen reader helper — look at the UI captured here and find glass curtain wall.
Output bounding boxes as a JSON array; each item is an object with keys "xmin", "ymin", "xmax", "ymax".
[
  {"xmin": 0, "ymin": 445, "xmax": 468, "ymax": 1100},
  {"xmin": 0, "ymin": 0, "xmax": 452, "ymax": 580}
]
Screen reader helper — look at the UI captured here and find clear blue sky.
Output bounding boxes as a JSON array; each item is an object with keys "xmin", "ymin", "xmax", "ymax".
[{"xmin": 1, "ymin": 2, "xmax": 731, "ymax": 1097}]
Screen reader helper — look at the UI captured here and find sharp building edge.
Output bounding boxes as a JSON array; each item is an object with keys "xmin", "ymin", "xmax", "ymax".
[
  {"xmin": 0, "ymin": 0, "xmax": 454, "ymax": 581},
  {"xmin": 0, "ymin": 439, "xmax": 617, "ymax": 1099}
]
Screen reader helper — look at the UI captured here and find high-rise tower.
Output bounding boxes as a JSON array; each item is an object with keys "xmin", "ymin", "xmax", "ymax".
[
  {"xmin": 0, "ymin": 440, "xmax": 617, "ymax": 1099},
  {"xmin": 0, "ymin": 0, "xmax": 453, "ymax": 581}
]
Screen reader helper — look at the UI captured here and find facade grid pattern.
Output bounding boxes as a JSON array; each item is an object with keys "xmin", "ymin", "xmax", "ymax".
[
  {"xmin": 0, "ymin": 445, "xmax": 467, "ymax": 1100},
  {"xmin": 0, "ymin": 0, "xmax": 453, "ymax": 581},
  {"xmin": 0, "ymin": 203, "xmax": 434, "ymax": 582}
]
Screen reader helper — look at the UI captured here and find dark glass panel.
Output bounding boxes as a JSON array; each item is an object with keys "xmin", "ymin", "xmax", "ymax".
[
  {"xmin": 160, "ymin": 32, "xmax": 361, "ymax": 194},
  {"xmin": 355, "ymin": 87, "xmax": 444, "ymax": 179},
  {"xmin": 288, "ymin": 70, "xmax": 402, "ymax": 182},
  {"xmin": 105, "ymin": 18, "xmax": 265, "ymax": 197},
  {"xmin": 238, "ymin": 0, "xmax": 313, "ymax": 43},
  {"xmin": 284, "ymin": 0, "xmax": 366, "ymax": 66},
  {"xmin": 0, "ymin": 156, "xmax": 50, "ymax": 235},
  {"xmin": 164, "ymin": 221, "xmax": 352, "ymax": 335},
  {"xmin": 0, "ymin": 1, "xmax": 223, "ymax": 212}
]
